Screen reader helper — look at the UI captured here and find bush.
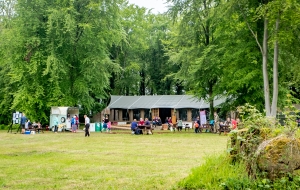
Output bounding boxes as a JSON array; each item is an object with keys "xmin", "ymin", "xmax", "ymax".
[
  {"xmin": 0, "ymin": 124, "xmax": 9, "ymax": 130},
  {"xmin": 177, "ymin": 153, "xmax": 300, "ymax": 190},
  {"xmin": 177, "ymin": 154, "xmax": 250, "ymax": 189}
]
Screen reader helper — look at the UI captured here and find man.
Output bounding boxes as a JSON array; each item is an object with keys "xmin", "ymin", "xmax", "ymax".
[
  {"xmin": 84, "ymin": 115, "xmax": 90, "ymax": 137},
  {"xmin": 131, "ymin": 119, "xmax": 138, "ymax": 135},
  {"xmin": 20, "ymin": 113, "xmax": 27, "ymax": 134},
  {"xmin": 214, "ymin": 111, "xmax": 220, "ymax": 133}
]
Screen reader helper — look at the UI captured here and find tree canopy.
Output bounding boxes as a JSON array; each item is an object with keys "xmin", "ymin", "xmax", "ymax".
[{"xmin": 0, "ymin": 0, "xmax": 299, "ymax": 123}]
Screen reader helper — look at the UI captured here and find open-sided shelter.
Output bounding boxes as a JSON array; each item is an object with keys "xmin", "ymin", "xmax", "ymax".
[{"xmin": 105, "ymin": 95, "xmax": 225, "ymax": 122}]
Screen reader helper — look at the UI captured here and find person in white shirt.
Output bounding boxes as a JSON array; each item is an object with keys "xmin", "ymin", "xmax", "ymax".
[{"xmin": 84, "ymin": 115, "xmax": 90, "ymax": 137}]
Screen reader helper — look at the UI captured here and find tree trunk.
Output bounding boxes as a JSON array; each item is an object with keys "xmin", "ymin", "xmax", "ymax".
[
  {"xmin": 270, "ymin": 17, "xmax": 280, "ymax": 117},
  {"xmin": 208, "ymin": 83, "xmax": 214, "ymax": 120},
  {"xmin": 262, "ymin": 18, "xmax": 271, "ymax": 116}
]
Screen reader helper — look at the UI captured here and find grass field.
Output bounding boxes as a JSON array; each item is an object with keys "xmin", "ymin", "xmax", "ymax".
[{"xmin": 0, "ymin": 130, "xmax": 228, "ymax": 189}]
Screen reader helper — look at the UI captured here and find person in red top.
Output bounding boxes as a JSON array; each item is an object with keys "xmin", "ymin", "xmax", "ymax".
[
  {"xmin": 231, "ymin": 118, "xmax": 237, "ymax": 130},
  {"xmin": 138, "ymin": 118, "xmax": 145, "ymax": 125},
  {"xmin": 75, "ymin": 115, "xmax": 79, "ymax": 129}
]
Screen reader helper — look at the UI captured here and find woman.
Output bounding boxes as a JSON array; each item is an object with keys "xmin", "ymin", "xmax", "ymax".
[{"xmin": 71, "ymin": 116, "xmax": 77, "ymax": 133}]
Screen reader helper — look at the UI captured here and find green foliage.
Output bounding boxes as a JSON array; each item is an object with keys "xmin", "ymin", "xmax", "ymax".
[
  {"xmin": 0, "ymin": 0, "xmax": 125, "ymax": 123},
  {"xmin": 177, "ymin": 154, "xmax": 250, "ymax": 190},
  {"xmin": 229, "ymin": 103, "xmax": 300, "ymax": 179},
  {"xmin": 178, "ymin": 153, "xmax": 300, "ymax": 190}
]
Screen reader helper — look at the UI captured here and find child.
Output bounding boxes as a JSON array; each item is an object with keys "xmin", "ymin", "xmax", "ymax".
[
  {"xmin": 107, "ymin": 121, "xmax": 111, "ymax": 133},
  {"xmin": 194, "ymin": 121, "xmax": 199, "ymax": 133},
  {"xmin": 37, "ymin": 121, "xmax": 43, "ymax": 133}
]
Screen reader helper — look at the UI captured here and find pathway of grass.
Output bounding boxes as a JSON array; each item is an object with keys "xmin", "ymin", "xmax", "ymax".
[{"xmin": 0, "ymin": 130, "xmax": 228, "ymax": 189}]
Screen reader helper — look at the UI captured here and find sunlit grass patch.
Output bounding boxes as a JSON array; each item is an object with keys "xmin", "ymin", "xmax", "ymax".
[{"xmin": 0, "ymin": 130, "xmax": 227, "ymax": 189}]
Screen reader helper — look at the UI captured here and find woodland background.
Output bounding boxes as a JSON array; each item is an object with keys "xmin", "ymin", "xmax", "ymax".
[{"xmin": 0, "ymin": 0, "xmax": 299, "ymax": 124}]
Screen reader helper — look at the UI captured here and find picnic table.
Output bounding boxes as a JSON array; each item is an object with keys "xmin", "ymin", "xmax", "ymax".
[
  {"xmin": 218, "ymin": 125, "xmax": 231, "ymax": 135},
  {"xmin": 137, "ymin": 125, "xmax": 153, "ymax": 135},
  {"xmin": 199, "ymin": 124, "xmax": 212, "ymax": 133}
]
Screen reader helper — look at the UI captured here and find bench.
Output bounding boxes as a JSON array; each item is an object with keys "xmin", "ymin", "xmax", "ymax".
[
  {"xmin": 184, "ymin": 124, "xmax": 191, "ymax": 131},
  {"xmin": 137, "ymin": 125, "xmax": 153, "ymax": 135}
]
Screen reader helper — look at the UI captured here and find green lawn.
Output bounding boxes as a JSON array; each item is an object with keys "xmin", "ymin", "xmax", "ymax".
[{"xmin": 0, "ymin": 130, "xmax": 228, "ymax": 189}]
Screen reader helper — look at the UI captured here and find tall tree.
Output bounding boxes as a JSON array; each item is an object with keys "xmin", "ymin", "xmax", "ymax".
[
  {"xmin": 167, "ymin": 0, "xmax": 222, "ymax": 119},
  {"xmin": 235, "ymin": 0, "xmax": 300, "ymax": 117},
  {"xmin": 1, "ymin": 0, "xmax": 124, "ymax": 122}
]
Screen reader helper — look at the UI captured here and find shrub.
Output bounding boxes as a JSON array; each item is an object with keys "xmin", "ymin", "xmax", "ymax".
[
  {"xmin": 177, "ymin": 153, "xmax": 300, "ymax": 190},
  {"xmin": 177, "ymin": 154, "xmax": 250, "ymax": 189}
]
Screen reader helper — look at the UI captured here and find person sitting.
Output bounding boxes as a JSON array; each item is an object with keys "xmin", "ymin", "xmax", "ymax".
[
  {"xmin": 165, "ymin": 117, "xmax": 169, "ymax": 124},
  {"xmin": 145, "ymin": 118, "xmax": 150, "ymax": 125},
  {"xmin": 144, "ymin": 118, "xmax": 152, "ymax": 134},
  {"xmin": 231, "ymin": 118, "xmax": 237, "ymax": 130},
  {"xmin": 152, "ymin": 117, "xmax": 156, "ymax": 127},
  {"xmin": 168, "ymin": 117, "xmax": 174, "ymax": 131},
  {"xmin": 138, "ymin": 118, "xmax": 145, "ymax": 126},
  {"xmin": 131, "ymin": 119, "xmax": 138, "ymax": 135},
  {"xmin": 157, "ymin": 117, "xmax": 162, "ymax": 126},
  {"xmin": 224, "ymin": 117, "xmax": 231, "ymax": 126}
]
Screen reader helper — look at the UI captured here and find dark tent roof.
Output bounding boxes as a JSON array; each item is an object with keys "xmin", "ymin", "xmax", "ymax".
[{"xmin": 108, "ymin": 95, "xmax": 225, "ymax": 109}]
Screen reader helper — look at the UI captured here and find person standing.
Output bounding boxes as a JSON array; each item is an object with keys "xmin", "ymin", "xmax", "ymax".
[
  {"xmin": 103, "ymin": 116, "xmax": 109, "ymax": 132},
  {"xmin": 20, "ymin": 113, "xmax": 27, "ymax": 134},
  {"xmin": 36, "ymin": 121, "xmax": 43, "ymax": 133},
  {"xmin": 214, "ymin": 111, "xmax": 220, "ymax": 133},
  {"xmin": 84, "ymin": 115, "xmax": 90, "ymax": 137},
  {"xmin": 177, "ymin": 118, "xmax": 183, "ymax": 131},
  {"xmin": 71, "ymin": 116, "xmax": 77, "ymax": 133},
  {"xmin": 75, "ymin": 115, "xmax": 79, "ymax": 129},
  {"xmin": 195, "ymin": 117, "xmax": 200, "ymax": 133},
  {"xmin": 53, "ymin": 115, "xmax": 59, "ymax": 133}
]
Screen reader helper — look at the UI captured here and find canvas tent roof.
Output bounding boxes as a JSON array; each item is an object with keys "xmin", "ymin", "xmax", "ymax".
[{"xmin": 107, "ymin": 95, "xmax": 225, "ymax": 109}]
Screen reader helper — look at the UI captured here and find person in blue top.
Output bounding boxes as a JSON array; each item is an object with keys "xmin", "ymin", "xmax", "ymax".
[
  {"xmin": 145, "ymin": 118, "xmax": 150, "ymax": 125},
  {"xmin": 53, "ymin": 115, "xmax": 59, "ymax": 133},
  {"xmin": 71, "ymin": 116, "xmax": 77, "ymax": 133},
  {"xmin": 20, "ymin": 113, "xmax": 27, "ymax": 133},
  {"xmin": 131, "ymin": 119, "xmax": 138, "ymax": 134}
]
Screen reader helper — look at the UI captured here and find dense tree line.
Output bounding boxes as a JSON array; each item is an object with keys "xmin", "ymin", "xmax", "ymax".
[{"xmin": 0, "ymin": 0, "xmax": 299, "ymax": 124}]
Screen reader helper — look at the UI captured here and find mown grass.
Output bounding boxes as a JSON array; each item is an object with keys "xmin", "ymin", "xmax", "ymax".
[{"xmin": 0, "ymin": 130, "xmax": 227, "ymax": 189}]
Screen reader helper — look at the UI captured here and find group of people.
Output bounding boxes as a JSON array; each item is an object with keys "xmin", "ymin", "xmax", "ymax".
[
  {"xmin": 131, "ymin": 118, "xmax": 151, "ymax": 134},
  {"xmin": 20, "ymin": 113, "xmax": 43, "ymax": 133},
  {"xmin": 213, "ymin": 111, "xmax": 240, "ymax": 133},
  {"xmin": 152, "ymin": 116, "xmax": 162, "ymax": 127},
  {"xmin": 187, "ymin": 111, "xmax": 241, "ymax": 134},
  {"xmin": 53, "ymin": 114, "xmax": 80, "ymax": 133}
]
